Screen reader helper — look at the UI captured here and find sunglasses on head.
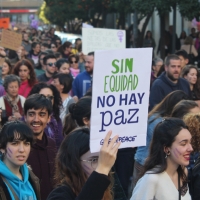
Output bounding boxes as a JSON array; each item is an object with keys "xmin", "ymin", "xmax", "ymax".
[
  {"xmin": 47, "ymin": 63, "xmax": 56, "ymax": 67},
  {"xmin": 70, "ymin": 61, "xmax": 78, "ymax": 64}
]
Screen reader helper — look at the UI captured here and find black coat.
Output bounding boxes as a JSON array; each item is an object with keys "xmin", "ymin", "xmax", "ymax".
[{"xmin": 47, "ymin": 171, "xmax": 110, "ymax": 200}]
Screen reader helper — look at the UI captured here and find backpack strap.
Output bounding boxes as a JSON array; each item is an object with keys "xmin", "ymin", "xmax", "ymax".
[{"xmin": 1, "ymin": 176, "xmax": 19, "ymax": 200}]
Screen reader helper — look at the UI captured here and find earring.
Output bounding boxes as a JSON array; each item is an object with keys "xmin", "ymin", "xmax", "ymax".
[{"xmin": 165, "ymin": 151, "xmax": 170, "ymax": 159}]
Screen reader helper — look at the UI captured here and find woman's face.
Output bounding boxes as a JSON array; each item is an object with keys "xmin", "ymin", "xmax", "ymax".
[
  {"xmin": 39, "ymin": 88, "xmax": 54, "ymax": 105},
  {"xmin": 52, "ymin": 78, "xmax": 63, "ymax": 93},
  {"xmin": 153, "ymin": 61, "xmax": 163, "ymax": 74},
  {"xmin": 80, "ymin": 151, "xmax": 99, "ymax": 176},
  {"xmin": 64, "ymin": 45, "xmax": 72, "ymax": 55},
  {"xmin": 167, "ymin": 128, "xmax": 193, "ymax": 167},
  {"xmin": 39, "ymin": 55, "xmax": 46, "ymax": 67},
  {"xmin": 33, "ymin": 44, "xmax": 40, "ymax": 54},
  {"xmin": 4, "ymin": 138, "xmax": 31, "ymax": 168},
  {"xmin": 51, "ymin": 44, "xmax": 57, "ymax": 52},
  {"xmin": 59, "ymin": 63, "xmax": 70, "ymax": 74},
  {"xmin": 70, "ymin": 57, "xmax": 79, "ymax": 69},
  {"xmin": 18, "ymin": 65, "xmax": 30, "ymax": 81},
  {"xmin": 7, "ymin": 81, "xmax": 19, "ymax": 97},
  {"xmin": 2, "ymin": 62, "xmax": 10, "ymax": 75},
  {"xmin": 184, "ymin": 68, "xmax": 197, "ymax": 85}
]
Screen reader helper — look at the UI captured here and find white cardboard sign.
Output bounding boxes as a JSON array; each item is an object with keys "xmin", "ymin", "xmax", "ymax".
[
  {"xmin": 90, "ymin": 48, "xmax": 152, "ymax": 153},
  {"xmin": 82, "ymin": 28, "xmax": 126, "ymax": 54}
]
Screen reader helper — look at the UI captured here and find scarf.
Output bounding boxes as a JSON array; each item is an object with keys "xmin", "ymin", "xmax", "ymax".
[{"xmin": 4, "ymin": 94, "xmax": 20, "ymax": 114}]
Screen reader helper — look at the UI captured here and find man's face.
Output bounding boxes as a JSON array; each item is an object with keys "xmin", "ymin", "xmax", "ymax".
[
  {"xmin": 178, "ymin": 56, "xmax": 188, "ymax": 69},
  {"xmin": 46, "ymin": 58, "xmax": 57, "ymax": 75},
  {"xmin": 165, "ymin": 59, "xmax": 181, "ymax": 81},
  {"xmin": 25, "ymin": 108, "xmax": 50, "ymax": 139},
  {"xmin": 85, "ymin": 55, "xmax": 94, "ymax": 74}
]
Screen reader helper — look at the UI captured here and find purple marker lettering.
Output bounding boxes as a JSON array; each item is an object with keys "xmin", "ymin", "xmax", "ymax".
[{"xmin": 7, "ymin": 148, "xmax": 12, "ymax": 154}]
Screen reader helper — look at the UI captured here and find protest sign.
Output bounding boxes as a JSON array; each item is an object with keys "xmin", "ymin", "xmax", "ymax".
[
  {"xmin": 82, "ymin": 28, "xmax": 125, "ymax": 54},
  {"xmin": 1, "ymin": 29, "xmax": 22, "ymax": 51},
  {"xmin": 0, "ymin": 18, "xmax": 10, "ymax": 29},
  {"xmin": 90, "ymin": 48, "xmax": 152, "ymax": 152}
]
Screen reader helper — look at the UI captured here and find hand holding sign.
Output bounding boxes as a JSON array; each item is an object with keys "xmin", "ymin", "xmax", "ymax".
[{"xmin": 95, "ymin": 131, "xmax": 121, "ymax": 176}]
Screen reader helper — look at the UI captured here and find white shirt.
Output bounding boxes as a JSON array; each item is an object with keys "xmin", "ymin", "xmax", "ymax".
[
  {"xmin": 131, "ymin": 171, "xmax": 191, "ymax": 200},
  {"xmin": 60, "ymin": 96, "xmax": 72, "ymax": 123}
]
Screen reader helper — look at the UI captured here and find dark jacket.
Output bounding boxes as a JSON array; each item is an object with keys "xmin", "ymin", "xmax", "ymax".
[
  {"xmin": 27, "ymin": 133, "xmax": 57, "ymax": 200},
  {"xmin": 47, "ymin": 171, "xmax": 110, "ymax": 200},
  {"xmin": 149, "ymin": 72, "xmax": 191, "ymax": 110},
  {"xmin": 0, "ymin": 168, "xmax": 41, "ymax": 200},
  {"xmin": 189, "ymin": 156, "xmax": 200, "ymax": 200}
]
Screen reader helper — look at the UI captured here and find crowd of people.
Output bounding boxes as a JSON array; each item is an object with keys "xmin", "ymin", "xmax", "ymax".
[{"xmin": 0, "ymin": 26, "xmax": 200, "ymax": 200}]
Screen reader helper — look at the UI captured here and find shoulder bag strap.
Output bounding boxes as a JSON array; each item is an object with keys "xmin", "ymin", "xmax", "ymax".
[
  {"xmin": 178, "ymin": 172, "xmax": 181, "ymax": 200},
  {"xmin": 1, "ymin": 176, "xmax": 19, "ymax": 200}
]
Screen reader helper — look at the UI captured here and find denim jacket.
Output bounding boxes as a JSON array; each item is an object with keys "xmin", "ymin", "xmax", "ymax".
[{"xmin": 134, "ymin": 114, "xmax": 162, "ymax": 165}]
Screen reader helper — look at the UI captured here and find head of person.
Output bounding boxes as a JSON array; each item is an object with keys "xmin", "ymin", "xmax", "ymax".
[
  {"xmin": 180, "ymin": 31, "xmax": 186, "ymax": 39},
  {"xmin": 56, "ymin": 58, "xmax": 70, "ymax": 74},
  {"xmin": 142, "ymin": 118, "xmax": 193, "ymax": 183},
  {"xmin": 55, "ymin": 38, "xmax": 62, "ymax": 47},
  {"xmin": 171, "ymin": 100, "xmax": 200, "ymax": 119},
  {"xmin": 3, "ymin": 75, "xmax": 20, "ymax": 98},
  {"xmin": 184, "ymin": 36, "xmax": 193, "ymax": 45},
  {"xmin": 24, "ymin": 94, "xmax": 53, "ymax": 139},
  {"xmin": 69, "ymin": 54, "xmax": 79, "ymax": 69},
  {"xmin": 55, "ymin": 127, "xmax": 112, "ymax": 199},
  {"xmin": 31, "ymin": 42, "xmax": 40, "ymax": 54},
  {"xmin": 165, "ymin": 55, "xmax": 181, "ymax": 82},
  {"xmin": 54, "ymin": 52, "xmax": 62, "ymax": 60},
  {"xmin": 41, "ymin": 43, "xmax": 49, "ymax": 52},
  {"xmin": 50, "ymin": 42, "xmax": 58, "ymax": 53},
  {"xmin": 28, "ymin": 82, "xmax": 62, "ymax": 122},
  {"xmin": 63, "ymin": 96, "xmax": 92, "ymax": 135},
  {"xmin": 0, "ymin": 121, "xmax": 34, "ymax": 168},
  {"xmin": 37, "ymin": 51, "xmax": 48, "ymax": 69},
  {"xmin": 23, "ymin": 33, "xmax": 29, "ymax": 42},
  {"xmin": 191, "ymin": 28, "xmax": 196, "ymax": 35},
  {"xmin": 175, "ymin": 50, "xmax": 189, "ymax": 69},
  {"xmin": 183, "ymin": 113, "xmax": 200, "ymax": 153},
  {"xmin": 181, "ymin": 65, "xmax": 198, "ymax": 87},
  {"xmin": 149, "ymin": 90, "xmax": 190, "ymax": 119},
  {"xmin": 43, "ymin": 54, "xmax": 57, "ymax": 76},
  {"xmin": 49, "ymin": 27, "xmax": 55, "ymax": 36},
  {"xmin": 59, "ymin": 41, "xmax": 72, "ymax": 55},
  {"xmin": 52, "ymin": 73, "xmax": 73, "ymax": 94},
  {"xmin": 85, "ymin": 52, "xmax": 94, "ymax": 74},
  {"xmin": 2, "ymin": 58, "xmax": 12, "ymax": 76},
  {"xmin": 75, "ymin": 38, "xmax": 82, "ymax": 49},
  {"xmin": 152, "ymin": 57, "xmax": 163, "ymax": 76},
  {"xmin": 17, "ymin": 45, "xmax": 27, "ymax": 59},
  {"xmin": 145, "ymin": 30, "xmax": 152, "ymax": 39},
  {"xmin": 13, "ymin": 59, "xmax": 36, "ymax": 87}
]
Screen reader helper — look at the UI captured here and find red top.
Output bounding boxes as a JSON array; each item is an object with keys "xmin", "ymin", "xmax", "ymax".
[{"xmin": 18, "ymin": 80, "xmax": 32, "ymax": 98}]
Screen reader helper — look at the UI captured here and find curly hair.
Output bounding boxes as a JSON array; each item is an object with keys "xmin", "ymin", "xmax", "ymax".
[
  {"xmin": 28, "ymin": 82, "xmax": 62, "ymax": 121},
  {"xmin": 13, "ymin": 59, "xmax": 37, "ymax": 87},
  {"xmin": 183, "ymin": 113, "xmax": 200, "ymax": 152}
]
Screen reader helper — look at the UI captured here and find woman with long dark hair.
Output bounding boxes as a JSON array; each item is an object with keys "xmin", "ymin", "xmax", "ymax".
[
  {"xmin": 131, "ymin": 118, "xmax": 193, "ymax": 199},
  {"xmin": 29, "ymin": 42, "xmax": 41, "ymax": 66},
  {"xmin": 0, "ymin": 58, "xmax": 12, "ymax": 85},
  {"xmin": 47, "ymin": 128, "xmax": 120, "ymax": 200},
  {"xmin": 28, "ymin": 82, "xmax": 63, "ymax": 149},
  {"xmin": 13, "ymin": 59, "xmax": 37, "ymax": 98}
]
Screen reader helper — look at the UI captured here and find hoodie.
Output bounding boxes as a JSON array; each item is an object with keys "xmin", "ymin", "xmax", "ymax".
[
  {"xmin": 149, "ymin": 72, "xmax": 191, "ymax": 110},
  {"xmin": 0, "ymin": 160, "xmax": 37, "ymax": 200}
]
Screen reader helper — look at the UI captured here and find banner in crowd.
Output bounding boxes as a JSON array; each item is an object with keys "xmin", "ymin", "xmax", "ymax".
[
  {"xmin": 82, "ymin": 28, "xmax": 126, "ymax": 54},
  {"xmin": 90, "ymin": 48, "xmax": 152, "ymax": 152},
  {"xmin": 1, "ymin": 29, "xmax": 22, "ymax": 51}
]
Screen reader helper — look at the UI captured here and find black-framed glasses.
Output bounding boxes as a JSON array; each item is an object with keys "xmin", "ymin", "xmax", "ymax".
[
  {"xmin": 47, "ymin": 63, "xmax": 56, "ymax": 67},
  {"xmin": 81, "ymin": 157, "xmax": 98, "ymax": 169},
  {"xmin": 70, "ymin": 61, "xmax": 78, "ymax": 64}
]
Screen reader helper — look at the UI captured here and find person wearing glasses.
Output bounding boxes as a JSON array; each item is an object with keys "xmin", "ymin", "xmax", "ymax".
[
  {"xmin": 69, "ymin": 54, "xmax": 80, "ymax": 78},
  {"xmin": 47, "ymin": 128, "xmax": 120, "ymax": 200},
  {"xmin": 24, "ymin": 94, "xmax": 57, "ymax": 200},
  {"xmin": 0, "ymin": 121, "xmax": 41, "ymax": 200},
  {"xmin": 28, "ymin": 82, "xmax": 63, "ymax": 149},
  {"xmin": 13, "ymin": 59, "xmax": 37, "ymax": 98},
  {"xmin": 37, "ymin": 54, "xmax": 57, "ymax": 83}
]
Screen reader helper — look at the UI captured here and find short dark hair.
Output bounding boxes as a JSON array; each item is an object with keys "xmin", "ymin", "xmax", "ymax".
[
  {"xmin": 54, "ymin": 52, "xmax": 62, "ymax": 59},
  {"xmin": 41, "ymin": 43, "xmax": 49, "ymax": 48},
  {"xmin": 175, "ymin": 50, "xmax": 188, "ymax": 60},
  {"xmin": 0, "ymin": 121, "xmax": 34, "ymax": 149},
  {"xmin": 43, "ymin": 54, "xmax": 56, "ymax": 65},
  {"xmin": 53, "ymin": 73, "xmax": 73, "ymax": 94},
  {"xmin": 24, "ymin": 94, "xmax": 53, "ymax": 116},
  {"xmin": 68, "ymin": 54, "xmax": 79, "ymax": 63},
  {"xmin": 88, "ymin": 52, "xmax": 94, "ymax": 56},
  {"xmin": 165, "ymin": 54, "xmax": 180, "ymax": 66},
  {"xmin": 75, "ymin": 38, "xmax": 81, "ymax": 44},
  {"xmin": 56, "ymin": 58, "xmax": 69, "ymax": 70}
]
